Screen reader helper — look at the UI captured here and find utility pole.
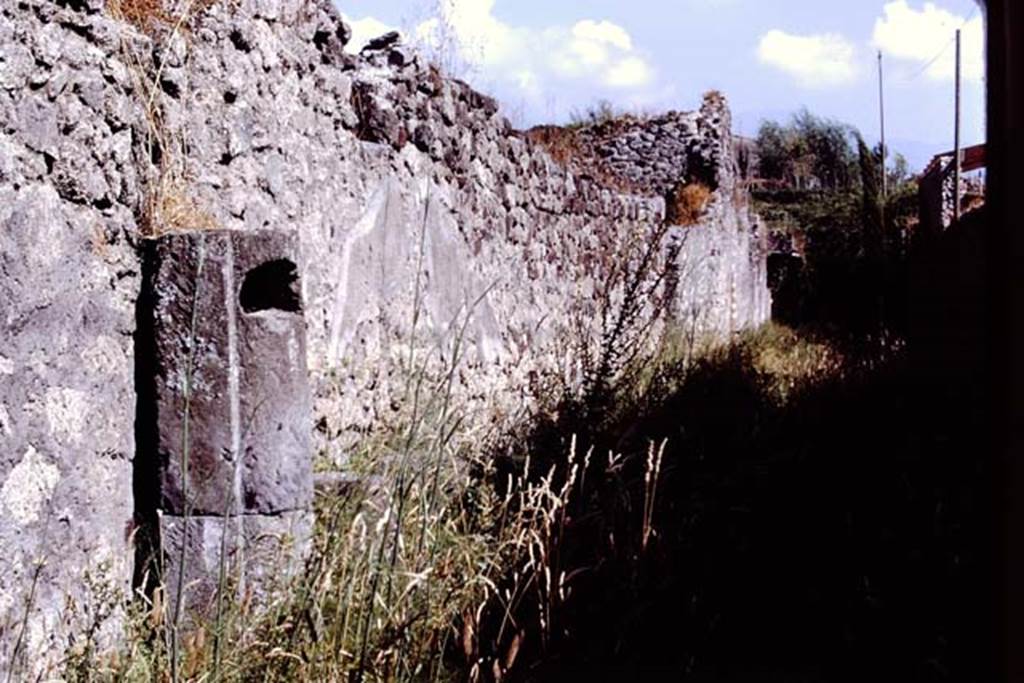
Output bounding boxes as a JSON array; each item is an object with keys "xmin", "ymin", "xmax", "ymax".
[
  {"xmin": 954, "ymin": 28, "xmax": 962, "ymax": 223},
  {"xmin": 878, "ymin": 50, "xmax": 887, "ymax": 230}
]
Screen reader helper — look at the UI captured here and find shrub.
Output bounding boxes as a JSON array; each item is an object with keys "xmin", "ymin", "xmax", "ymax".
[
  {"xmin": 107, "ymin": 0, "xmax": 217, "ymax": 34},
  {"xmin": 524, "ymin": 125, "xmax": 580, "ymax": 167},
  {"xmin": 666, "ymin": 182, "xmax": 712, "ymax": 226},
  {"xmin": 755, "ymin": 109, "xmax": 858, "ymax": 192},
  {"xmin": 107, "ymin": 0, "xmax": 172, "ymax": 33},
  {"xmin": 567, "ymin": 99, "xmax": 621, "ymax": 129}
]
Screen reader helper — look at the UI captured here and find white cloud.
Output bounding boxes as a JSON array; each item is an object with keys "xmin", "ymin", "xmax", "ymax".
[
  {"xmin": 872, "ymin": 1, "xmax": 984, "ymax": 82},
  {"xmin": 573, "ymin": 20, "xmax": 633, "ymax": 52},
  {"xmin": 344, "ymin": 0, "xmax": 659, "ymax": 119},
  {"xmin": 432, "ymin": 1, "xmax": 655, "ymax": 90},
  {"xmin": 757, "ymin": 29, "xmax": 859, "ymax": 88},
  {"xmin": 345, "ymin": 16, "xmax": 398, "ymax": 52},
  {"xmin": 605, "ymin": 56, "xmax": 654, "ymax": 88}
]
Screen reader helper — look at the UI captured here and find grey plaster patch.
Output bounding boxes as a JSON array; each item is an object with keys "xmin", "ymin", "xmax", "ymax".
[
  {"xmin": 44, "ymin": 387, "xmax": 89, "ymax": 446},
  {"xmin": 80, "ymin": 335, "xmax": 127, "ymax": 375}
]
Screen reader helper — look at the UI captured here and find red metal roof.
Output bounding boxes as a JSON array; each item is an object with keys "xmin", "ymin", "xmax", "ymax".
[{"xmin": 922, "ymin": 143, "xmax": 987, "ymax": 178}]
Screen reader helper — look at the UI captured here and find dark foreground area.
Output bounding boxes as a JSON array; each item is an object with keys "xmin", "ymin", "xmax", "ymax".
[{"xmin": 494, "ymin": 325, "xmax": 989, "ymax": 681}]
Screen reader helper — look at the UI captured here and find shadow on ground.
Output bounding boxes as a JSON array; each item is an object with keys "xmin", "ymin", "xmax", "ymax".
[{"xmin": 488, "ymin": 326, "xmax": 990, "ymax": 682}]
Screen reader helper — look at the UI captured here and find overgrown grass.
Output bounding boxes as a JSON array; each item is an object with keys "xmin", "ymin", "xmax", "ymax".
[
  {"xmin": 566, "ymin": 99, "xmax": 624, "ymax": 130},
  {"xmin": 60, "ymin": 347, "xmax": 670, "ymax": 681},
  {"xmin": 60, "ymin": 316, "xmax": 985, "ymax": 681},
  {"xmin": 506, "ymin": 322, "xmax": 983, "ymax": 680}
]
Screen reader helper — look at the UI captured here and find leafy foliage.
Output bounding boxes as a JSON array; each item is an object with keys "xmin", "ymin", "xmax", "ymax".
[
  {"xmin": 753, "ymin": 110, "xmax": 917, "ymax": 335},
  {"xmin": 755, "ymin": 109, "xmax": 858, "ymax": 191}
]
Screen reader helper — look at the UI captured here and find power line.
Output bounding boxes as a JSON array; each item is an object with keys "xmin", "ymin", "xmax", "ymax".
[
  {"xmin": 879, "ymin": 50, "xmax": 887, "ymax": 231},
  {"xmin": 892, "ymin": 5, "xmax": 978, "ymax": 84},
  {"xmin": 954, "ymin": 28, "xmax": 962, "ymax": 222}
]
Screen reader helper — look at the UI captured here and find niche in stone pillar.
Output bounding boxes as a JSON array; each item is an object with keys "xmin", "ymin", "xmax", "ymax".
[
  {"xmin": 239, "ymin": 259, "xmax": 301, "ymax": 314},
  {"xmin": 141, "ymin": 229, "xmax": 313, "ymax": 618}
]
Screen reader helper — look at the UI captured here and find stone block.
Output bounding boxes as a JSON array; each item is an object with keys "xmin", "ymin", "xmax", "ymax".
[
  {"xmin": 159, "ymin": 510, "xmax": 312, "ymax": 620},
  {"xmin": 148, "ymin": 229, "xmax": 313, "ymax": 518}
]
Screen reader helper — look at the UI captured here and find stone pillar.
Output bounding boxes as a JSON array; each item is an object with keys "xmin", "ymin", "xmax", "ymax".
[{"xmin": 141, "ymin": 229, "xmax": 312, "ymax": 617}]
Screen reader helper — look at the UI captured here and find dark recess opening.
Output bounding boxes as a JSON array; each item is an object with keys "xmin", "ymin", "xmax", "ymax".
[
  {"xmin": 132, "ymin": 240, "xmax": 162, "ymax": 594},
  {"xmin": 239, "ymin": 259, "xmax": 301, "ymax": 314}
]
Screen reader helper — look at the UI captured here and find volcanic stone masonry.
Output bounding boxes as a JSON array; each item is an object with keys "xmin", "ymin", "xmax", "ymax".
[
  {"xmin": 0, "ymin": 0, "xmax": 769, "ymax": 675},
  {"xmin": 142, "ymin": 229, "xmax": 313, "ymax": 617}
]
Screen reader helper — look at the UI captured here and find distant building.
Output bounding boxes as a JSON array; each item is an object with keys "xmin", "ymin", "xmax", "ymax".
[{"xmin": 918, "ymin": 144, "xmax": 986, "ymax": 235}]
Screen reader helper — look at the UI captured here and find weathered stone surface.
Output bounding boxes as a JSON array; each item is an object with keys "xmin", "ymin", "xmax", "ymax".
[
  {"xmin": 150, "ymin": 3, "xmax": 769, "ymax": 459},
  {"xmin": 0, "ymin": 1, "xmax": 142, "ymax": 677},
  {"xmin": 363, "ymin": 30, "xmax": 401, "ymax": 52},
  {"xmin": 158, "ymin": 510, "xmax": 312, "ymax": 621},
  {"xmin": 0, "ymin": 0, "xmax": 769, "ymax": 673},
  {"xmin": 148, "ymin": 230, "xmax": 312, "ymax": 516},
  {"xmin": 143, "ymin": 229, "xmax": 313, "ymax": 619},
  {"xmin": 562, "ymin": 92, "xmax": 736, "ymax": 196}
]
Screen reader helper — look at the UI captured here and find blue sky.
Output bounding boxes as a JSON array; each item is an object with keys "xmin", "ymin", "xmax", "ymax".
[{"xmin": 336, "ymin": 0, "xmax": 986, "ymax": 170}]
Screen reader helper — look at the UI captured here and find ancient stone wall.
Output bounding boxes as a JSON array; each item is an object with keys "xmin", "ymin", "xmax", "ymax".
[
  {"xmin": 0, "ymin": 0, "xmax": 769, "ymax": 674},
  {"xmin": 1, "ymin": 1, "xmax": 144, "ymax": 673},
  {"xmin": 568, "ymin": 96, "xmax": 733, "ymax": 196}
]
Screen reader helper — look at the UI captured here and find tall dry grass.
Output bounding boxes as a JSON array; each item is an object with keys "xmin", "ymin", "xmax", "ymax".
[
  {"xmin": 107, "ymin": 0, "xmax": 218, "ymax": 237},
  {"xmin": 666, "ymin": 182, "xmax": 712, "ymax": 227},
  {"xmin": 59, "ymin": 188, "xmax": 687, "ymax": 680},
  {"xmin": 59, "ymin": 293, "xmax": 951, "ymax": 681},
  {"xmin": 63, "ymin": 360, "xmax": 672, "ymax": 682}
]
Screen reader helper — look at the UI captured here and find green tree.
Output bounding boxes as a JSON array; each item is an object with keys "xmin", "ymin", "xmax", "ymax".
[
  {"xmin": 756, "ymin": 119, "xmax": 789, "ymax": 182},
  {"xmin": 755, "ymin": 109, "xmax": 857, "ymax": 191},
  {"xmin": 793, "ymin": 109, "xmax": 857, "ymax": 190},
  {"xmin": 753, "ymin": 111, "xmax": 919, "ymax": 333}
]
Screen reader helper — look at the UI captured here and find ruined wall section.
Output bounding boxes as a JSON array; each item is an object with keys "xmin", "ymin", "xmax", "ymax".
[
  {"xmin": 569, "ymin": 96, "xmax": 734, "ymax": 196},
  {"xmin": 0, "ymin": 0, "xmax": 769, "ymax": 673},
  {"xmin": 160, "ymin": 3, "xmax": 768, "ymax": 454},
  {"xmin": 561, "ymin": 94, "xmax": 770, "ymax": 337},
  {"xmin": 150, "ymin": 3, "xmax": 657, "ymax": 454},
  {"xmin": 0, "ymin": 0, "xmax": 145, "ymax": 673}
]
